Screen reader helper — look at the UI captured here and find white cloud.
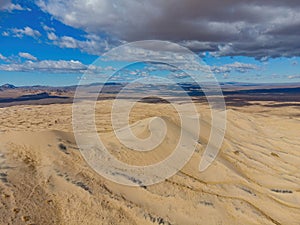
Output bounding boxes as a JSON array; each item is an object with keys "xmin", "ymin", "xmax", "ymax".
[
  {"xmin": 0, "ymin": 1, "xmax": 30, "ymax": 11},
  {"xmin": 223, "ymin": 73, "xmax": 230, "ymax": 79},
  {"xmin": 46, "ymin": 32, "xmax": 112, "ymax": 55},
  {"xmin": 42, "ymin": 25, "xmax": 55, "ymax": 32},
  {"xmin": 0, "ymin": 59, "xmax": 110, "ymax": 74},
  {"xmin": 102, "ymin": 41, "xmax": 197, "ymax": 62},
  {"xmin": 0, "ymin": 53, "xmax": 7, "ymax": 61},
  {"xmin": 6, "ymin": 3, "xmax": 28, "ymax": 11},
  {"xmin": 2, "ymin": 31, "xmax": 9, "ymax": 36},
  {"xmin": 47, "ymin": 32, "xmax": 58, "ymax": 41},
  {"xmin": 57, "ymin": 36, "xmax": 78, "ymax": 48},
  {"xmin": 288, "ymin": 75, "xmax": 300, "ymax": 79},
  {"xmin": 10, "ymin": 26, "xmax": 41, "ymax": 39},
  {"xmin": 19, "ymin": 52, "xmax": 38, "ymax": 61},
  {"xmin": 212, "ymin": 62, "xmax": 258, "ymax": 74}
]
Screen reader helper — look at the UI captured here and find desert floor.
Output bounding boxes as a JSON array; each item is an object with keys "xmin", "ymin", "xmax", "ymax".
[{"xmin": 0, "ymin": 100, "xmax": 299, "ymax": 225}]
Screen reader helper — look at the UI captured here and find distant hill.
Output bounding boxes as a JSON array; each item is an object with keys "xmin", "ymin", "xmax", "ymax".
[{"xmin": 0, "ymin": 84, "xmax": 17, "ymax": 89}]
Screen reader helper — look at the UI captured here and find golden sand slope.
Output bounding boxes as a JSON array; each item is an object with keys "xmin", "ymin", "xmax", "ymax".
[{"xmin": 0, "ymin": 101, "xmax": 299, "ymax": 225}]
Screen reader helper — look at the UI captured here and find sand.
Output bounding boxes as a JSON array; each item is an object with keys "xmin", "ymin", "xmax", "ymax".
[{"xmin": 0, "ymin": 100, "xmax": 299, "ymax": 225}]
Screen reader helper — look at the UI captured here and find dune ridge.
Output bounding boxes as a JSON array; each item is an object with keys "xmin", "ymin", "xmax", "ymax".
[{"xmin": 0, "ymin": 101, "xmax": 299, "ymax": 224}]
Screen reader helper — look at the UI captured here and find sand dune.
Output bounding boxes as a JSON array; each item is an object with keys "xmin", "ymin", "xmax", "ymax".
[{"xmin": 0, "ymin": 101, "xmax": 300, "ymax": 224}]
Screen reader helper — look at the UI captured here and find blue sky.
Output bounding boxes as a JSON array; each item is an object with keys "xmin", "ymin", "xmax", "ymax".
[{"xmin": 0, "ymin": 0, "xmax": 300, "ymax": 86}]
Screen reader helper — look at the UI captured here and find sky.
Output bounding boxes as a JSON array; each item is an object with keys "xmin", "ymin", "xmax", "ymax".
[{"xmin": 0, "ymin": 0, "xmax": 300, "ymax": 86}]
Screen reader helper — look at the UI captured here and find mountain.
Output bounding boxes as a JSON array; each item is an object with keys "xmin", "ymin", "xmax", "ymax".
[{"xmin": 0, "ymin": 84, "xmax": 17, "ymax": 89}]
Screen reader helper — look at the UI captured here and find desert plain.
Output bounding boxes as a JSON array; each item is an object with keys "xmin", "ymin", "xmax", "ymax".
[{"xmin": 0, "ymin": 84, "xmax": 299, "ymax": 225}]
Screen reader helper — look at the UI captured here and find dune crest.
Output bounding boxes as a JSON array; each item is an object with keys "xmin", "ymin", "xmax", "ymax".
[{"xmin": 0, "ymin": 101, "xmax": 300, "ymax": 224}]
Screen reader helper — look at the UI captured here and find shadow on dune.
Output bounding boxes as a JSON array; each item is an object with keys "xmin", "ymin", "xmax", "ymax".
[{"xmin": 0, "ymin": 92, "xmax": 69, "ymax": 103}]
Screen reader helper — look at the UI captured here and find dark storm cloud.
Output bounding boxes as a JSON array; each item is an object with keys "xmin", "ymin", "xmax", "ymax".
[{"xmin": 37, "ymin": 0, "xmax": 300, "ymax": 58}]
